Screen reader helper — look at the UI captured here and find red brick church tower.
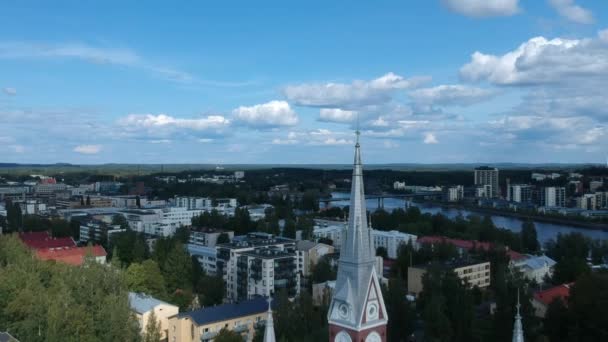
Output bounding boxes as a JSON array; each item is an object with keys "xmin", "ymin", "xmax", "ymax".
[{"xmin": 328, "ymin": 131, "xmax": 388, "ymax": 342}]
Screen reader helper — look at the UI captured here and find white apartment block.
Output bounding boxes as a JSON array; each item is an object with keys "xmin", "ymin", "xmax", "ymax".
[
  {"xmin": 474, "ymin": 167, "xmax": 499, "ymax": 198},
  {"xmin": 393, "ymin": 181, "xmax": 406, "ymax": 190},
  {"xmin": 577, "ymin": 193, "xmax": 600, "ymax": 210},
  {"xmin": 443, "ymin": 185, "xmax": 464, "ymax": 202},
  {"xmin": 34, "ymin": 183, "xmax": 68, "ymax": 194},
  {"xmin": 507, "ymin": 184, "xmax": 533, "ymax": 203},
  {"xmin": 174, "ymin": 196, "xmax": 213, "ymax": 210},
  {"xmin": 217, "ymin": 233, "xmax": 300, "ymax": 302},
  {"xmin": 372, "ymin": 230, "xmax": 417, "ymax": 259},
  {"xmin": 16, "ymin": 200, "xmax": 47, "ymax": 215},
  {"xmin": 190, "ymin": 229, "xmax": 234, "ymax": 248},
  {"xmin": 313, "ymin": 220, "xmax": 346, "ymax": 248},
  {"xmin": 187, "ymin": 244, "xmax": 219, "ymax": 276},
  {"xmin": 541, "ymin": 187, "xmax": 566, "ymax": 208},
  {"xmin": 408, "ymin": 260, "xmax": 491, "ymax": 295},
  {"xmin": 313, "ymin": 221, "xmax": 417, "ymax": 259}
]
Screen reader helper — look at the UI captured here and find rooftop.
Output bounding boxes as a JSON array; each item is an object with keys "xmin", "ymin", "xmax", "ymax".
[
  {"xmin": 0, "ymin": 332, "xmax": 19, "ymax": 342},
  {"xmin": 19, "ymin": 231, "xmax": 76, "ymax": 250},
  {"xmin": 240, "ymin": 247, "xmax": 296, "ymax": 259},
  {"xmin": 218, "ymin": 232, "xmax": 295, "ymax": 250},
  {"xmin": 128, "ymin": 292, "xmax": 176, "ymax": 314},
  {"xmin": 411, "ymin": 258, "xmax": 489, "ymax": 271},
  {"xmin": 177, "ymin": 297, "xmax": 273, "ymax": 326},
  {"xmin": 515, "ymin": 255, "xmax": 556, "ymax": 270},
  {"xmin": 36, "ymin": 245, "xmax": 107, "ymax": 266},
  {"xmin": 534, "ymin": 283, "xmax": 572, "ymax": 306},
  {"xmin": 418, "ymin": 236, "xmax": 525, "ymax": 261}
]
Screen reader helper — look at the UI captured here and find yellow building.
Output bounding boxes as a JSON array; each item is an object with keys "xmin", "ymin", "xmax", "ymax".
[
  {"xmin": 408, "ymin": 260, "xmax": 491, "ymax": 295},
  {"xmin": 168, "ymin": 297, "xmax": 271, "ymax": 342},
  {"xmin": 128, "ymin": 292, "xmax": 179, "ymax": 341}
]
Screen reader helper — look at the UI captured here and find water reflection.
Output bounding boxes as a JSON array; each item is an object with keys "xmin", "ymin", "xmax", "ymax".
[{"xmin": 324, "ymin": 192, "xmax": 608, "ymax": 245}]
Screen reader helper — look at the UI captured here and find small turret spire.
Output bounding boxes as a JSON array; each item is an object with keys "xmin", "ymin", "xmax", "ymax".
[
  {"xmin": 263, "ymin": 297, "xmax": 276, "ymax": 342},
  {"xmin": 512, "ymin": 289, "xmax": 524, "ymax": 342}
]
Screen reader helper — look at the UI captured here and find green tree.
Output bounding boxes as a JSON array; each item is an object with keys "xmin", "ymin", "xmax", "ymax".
[
  {"xmin": 520, "ymin": 221, "xmax": 540, "ymax": 253},
  {"xmin": 283, "ymin": 218, "xmax": 296, "ymax": 239},
  {"xmin": 217, "ymin": 232, "xmax": 231, "ymax": 244},
  {"xmin": 143, "ymin": 310, "xmax": 162, "ymax": 342},
  {"xmin": 386, "ymin": 277, "xmax": 414, "ymax": 341},
  {"xmin": 564, "ymin": 272, "xmax": 608, "ymax": 341},
  {"xmin": 376, "ymin": 246, "xmax": 388, "ymax": 259},
  {"xmin": 296, "ymin": 216, "xmax": 314, "ymax": 240},
  {"xmin": 214, "ymin": 328, "xmax": 243, "ymax": 342},
  {"xmin": 112, "ymin": 214, "xmax": 129, "ymax": 229},
  {"xmin": 0, "ymin": 234, "xmax": 140, "ymax": 342},
  {"xmin": 162, "ymin": 242, "xmax": 193, "ymax": 293},
  {"xmin": 311, "ymin": 256, "xmax": 336, "ymax": 284},
  {"xmin": 196, "ymin": 274, "xmax": 225, "ymax": 307},
  {"xmin": 125, "ymin": 260, "xmax": 168, "ymax": 299}
]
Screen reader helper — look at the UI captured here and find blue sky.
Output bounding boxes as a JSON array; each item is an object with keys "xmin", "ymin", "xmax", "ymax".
[{"xmin": 1, "ymin": 0, "xmax": 608, "ymax": 164}]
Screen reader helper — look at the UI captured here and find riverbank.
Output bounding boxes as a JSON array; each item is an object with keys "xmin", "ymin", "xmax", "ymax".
[{"xmin": 422, "ymin": 201, "xmax": 608, "ymax": 232}]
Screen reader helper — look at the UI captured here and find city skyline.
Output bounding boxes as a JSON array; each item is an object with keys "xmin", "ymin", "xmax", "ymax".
[{"xmin": 2, "ymin": 0, "xmax": 608, "ymax": 164}]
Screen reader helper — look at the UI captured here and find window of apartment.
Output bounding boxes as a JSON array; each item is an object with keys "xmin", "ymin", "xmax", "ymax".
[{"xmin": 191, "ymin": 324, "xmax": 194, "ymax": 340}]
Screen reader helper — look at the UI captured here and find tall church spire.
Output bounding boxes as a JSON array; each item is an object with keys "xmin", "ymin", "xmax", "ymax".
[
  {"xmin": 512, "ymin": 290, "xmax": 524, "ymax": 342},
  {"xmin": 328, "ymin": 130, "xmax": 388, "ymax": 342},
  {"xmin": 263, "ymin": 297, "xmax": 276, "ymax": 342}
]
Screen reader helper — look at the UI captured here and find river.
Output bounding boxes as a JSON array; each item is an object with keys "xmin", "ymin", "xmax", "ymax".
[{"xmin": 323, "ymin": 192, "xmax": 608, "ymax": 245}]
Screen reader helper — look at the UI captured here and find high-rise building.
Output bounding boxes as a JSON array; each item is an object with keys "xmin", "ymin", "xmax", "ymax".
[
  {"xmin": 328, "ymin": 132, "xmax": 388, "ymax": 342},
  {"xmin": 474, "ymin": 167, "xmax": 499, "ymax": 198},
  {"xmin": 508, "ymin": 184, "xmax": 533, "ymax": 203},
  {"xmin": 540, "ymin": 187, "xmax": 566, "ymax": 208},
  {"xmin": 217, "ymin": 233, "xmax": 300, "ymax": 302},
  {"xmin": 443, "ymin": 185, "xmax": 464, "ymax": 202}
]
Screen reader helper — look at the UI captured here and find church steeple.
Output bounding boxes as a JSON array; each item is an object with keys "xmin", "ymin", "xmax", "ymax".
[
  {"xmin": 512, "ymin": 290, "xmax": 524, "ymax": 342},
  {"xmin": 328, "ymin": 130, "xmax": 388, "ymax": 342},
  {"xmin": 263, "ymin": 297, "xmax": 276, "ymax": 342}
]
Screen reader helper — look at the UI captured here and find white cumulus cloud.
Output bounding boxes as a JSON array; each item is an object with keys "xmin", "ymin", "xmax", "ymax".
[
  {"xmin": 284, "ymin": 72, "xmax": 429, "ymax": 108},
  {"xmin": 73, "ymin": 144, "xmax": 102, "ymax": 154},
  {"xmin": 423, "ymin": 132, "xmax": 439, "ymax": 144},
  {"xmin": 409, "ymin": 84, "xmax": 498, "ymax": 106},
  {"xmin": 233, "ymin": 100, "xmax": 298, "ymax": 128},
  {"xmin": 319, "ymin": 108, "xmax": 357, "ymax": 123},
  {"xmin": 120, "ymin": 114, "xmax": 230, "ymax": 130},
  {"xmin": 442, "ymin": 0, "xmax": 520, "ymax": 18},
  {"xmin": 548, "ymin": 0, "xmax": 594, "ymax": 25},
  {"xmin": 459, "ymin": 36, "xmax": 607, "ymax": 85}
]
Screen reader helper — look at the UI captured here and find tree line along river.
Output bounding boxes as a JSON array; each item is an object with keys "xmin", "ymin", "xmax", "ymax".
[{"xmin": 324, "ymin": 192, "xmax": 608, "ymax": 245}]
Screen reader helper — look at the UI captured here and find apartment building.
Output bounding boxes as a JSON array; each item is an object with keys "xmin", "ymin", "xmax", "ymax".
[
  {"xmin": 217, "ymin": 233, "xmax": 300, "ymax": 301},
  {"xmin": 540, "ymin": 187, "xmax": 566, "ymax": 208},
  {"xmin": 372, "ymin": 230, "xmax": 417, "ymax": 259},
  {"xmin": 128, "ymin": 292, "xmax": 179, "ymax": 341},
  {"xmin": 187, "ymin": 244, "xmax": 218, "ymax": 276},
  {"xmin": 313, "ymin": 220, "xmax": 417, "ymax": 259},
  {"xmin": 295, "ymin": 240, "xmax": 335, "ymax": 277},
  {"xmin": 443, "ymin": 185, "xmax": 464, "ymax": 202},
  {"xmin": 474, "ymin": 167, "xmax": 499, "ymax": 198},
  {"xmin": 507, "ymin": 184, "xmax": 533, "ymax": 203},
  {"xmin": 168, "ymin": 297, "xmax": 270, "ymax": 342},
  {"xmin": 408, "ymin": 260, "xmax": 491, "ymax": 295},
  {"xmin": 189, "ymin": 229, "xmax": 234, "ymax": 248},
  {"xmin": 78, "ymin": 219, "xmax": 125, "ymax": 244}
]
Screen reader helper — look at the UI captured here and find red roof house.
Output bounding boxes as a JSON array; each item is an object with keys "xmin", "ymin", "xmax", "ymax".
[
  {"xmin": 19, "ymin": 231, "xmax": 76, "ymax": 250},
  {"xmin": 418, "ymin": 236, "xmax": 525, "ymax": 261},
  {"xmin": 36, "ymin": 245, "xmax": 107, "ymax": 266},
  {"xmin": 532, "ymin": 283, "xmax": 572, "ymax": 317}
]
